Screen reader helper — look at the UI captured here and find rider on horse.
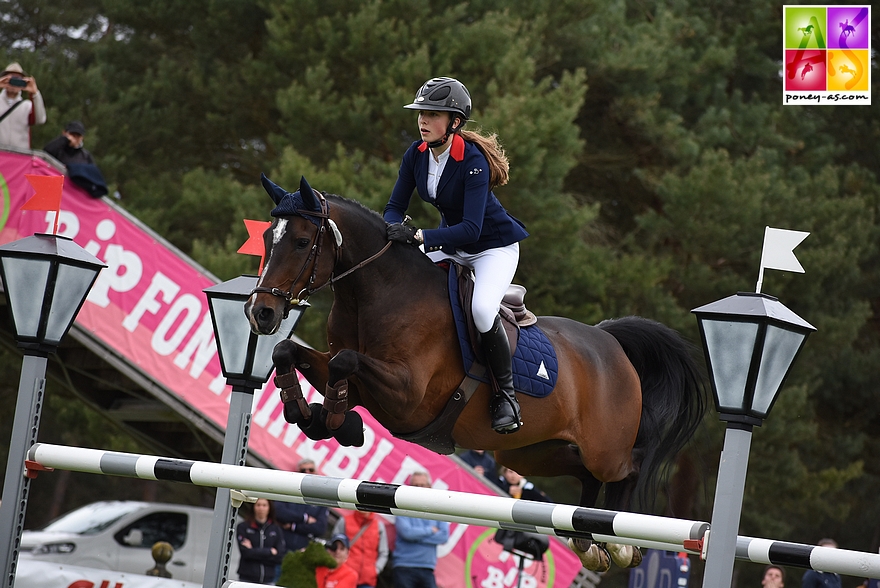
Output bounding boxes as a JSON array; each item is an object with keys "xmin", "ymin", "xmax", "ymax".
[{"xmin": 383, "ymin": 77, "xmax": 529, "ymax": 434}]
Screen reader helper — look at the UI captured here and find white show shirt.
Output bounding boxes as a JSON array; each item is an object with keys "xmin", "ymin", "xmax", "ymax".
[{"xmin": 426, "ymin": 146, "xmax": 451, "ymax": 200}]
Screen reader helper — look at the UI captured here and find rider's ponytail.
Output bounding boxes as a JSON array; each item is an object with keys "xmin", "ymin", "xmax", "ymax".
[{"xmin": 460, "ymin": 129, "xmax": 509, "ymax": 192}]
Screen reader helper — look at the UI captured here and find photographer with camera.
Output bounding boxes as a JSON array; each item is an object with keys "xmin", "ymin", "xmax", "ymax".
[{"xmin": 0, "ymin": 62, "xmax": 46, "ymax": 150}]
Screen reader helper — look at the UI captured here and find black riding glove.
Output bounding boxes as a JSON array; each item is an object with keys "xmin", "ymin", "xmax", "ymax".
[{"xmin": 386, "ymin": 223, "xmax": 420, "ymax": 246}]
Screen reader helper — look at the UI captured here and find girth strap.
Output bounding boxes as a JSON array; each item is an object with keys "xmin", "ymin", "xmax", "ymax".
[{"xmin": 390, "ymin": 364, "xmax": 486, "ymax": 455}]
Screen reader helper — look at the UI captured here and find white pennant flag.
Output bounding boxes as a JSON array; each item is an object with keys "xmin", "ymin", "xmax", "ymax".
[{"xmin": 756, "ymin": 226, "xmax": 809, "ymax": 292}]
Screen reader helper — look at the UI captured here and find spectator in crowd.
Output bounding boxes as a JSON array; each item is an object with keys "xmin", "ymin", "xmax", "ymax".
[
  {"xmin": 236, "ymin": 497, "xmax": 286, "ymax": 585},
  {"xmin": 802, "ymin": 539, "xmax": 842, "ymax": 588},
  {"xmin": 315, "ymin": 534, "xmax": 358, "ymax": 588},
  {"xmin": 496, "ymin": 466, "xmax": 549, "ymax": 501},
  {"xmin": 332, "ymin": 508, "xmax": 389, "ymax": 588},
  {"xmin": 44, "ymin": 121, "xmax": 95, "ymax": 166},
  {"xmin": 460, "ymin": 449, "xmax": 498, "ymax": 484},
  {"xmin": 762, "ymin": 565, "xmax": 785, "ymax": 588},
  {"xmin": 276, "ymin": 459, "xmax": 330, "ymax": 551},
  {"xmin": 0, "ymin": 62, "xmax": 46, "ymax": 150},
  {"xmin": 275, "ymin": 458, "xmax": 330, "ymax": 580},
  {"xmin": 43, "ymin": 119, "xmax": 108, "ymax": 198},
  {"xmin": 392, "ymin": 472, "xmax": 450, "ymax": 588}
]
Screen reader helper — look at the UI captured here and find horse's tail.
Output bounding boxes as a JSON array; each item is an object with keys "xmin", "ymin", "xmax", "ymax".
[{"xmin": 597, "ymin": 316, "xmax": 708, "ymax": 510}]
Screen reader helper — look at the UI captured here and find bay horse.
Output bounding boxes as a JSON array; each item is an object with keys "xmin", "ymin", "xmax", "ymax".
[{"xmin": 244, "ymin": 175, "xmax": 707, "ymax": 571}]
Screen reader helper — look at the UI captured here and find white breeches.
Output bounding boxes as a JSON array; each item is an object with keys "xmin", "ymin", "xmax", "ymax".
[{"xmin": 426, "ymin": 243, "xmax": 520, "ymax": 333}]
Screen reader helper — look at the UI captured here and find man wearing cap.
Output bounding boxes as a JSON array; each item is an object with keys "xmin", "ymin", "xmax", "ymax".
[
  {"xmin": 315, "ymin": 534, "xmax": 358, "ymax": 588},
  {"xmin": 44, "ymin": 121, "xmax": 96, "ymax": 166},
  {"xmin": 0, "ymin": 62, "xmax": 46, "ymax": 150}
]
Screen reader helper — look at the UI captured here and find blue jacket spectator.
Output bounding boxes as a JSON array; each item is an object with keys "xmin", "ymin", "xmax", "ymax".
[
  {"xmin": 460, "ymin": 449, "xmax": 499, "ymax": 485},
  {"xmin": 275, "ymin": 459, "xmax": 329, "ymax": 552},
  {"xmin": 392, "ymin": 472, "xmax": 450, "ymax": 588}
]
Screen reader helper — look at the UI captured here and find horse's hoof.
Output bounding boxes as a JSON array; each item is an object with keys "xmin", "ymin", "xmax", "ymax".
[
  {"xmin": 607, "ymin": 543, "xmax": 642, "ymax": 568},
  {"xmin": 282, "ymin": 401, "xmax": 306, "ymax": 424},
  {"xmin": 571, "ymin": 537, "xmax": 593, "ymax": 552},
  {"xmin": 629, "ymin": 546, "xmax": 643, "ymax": 567},
  {"xmin": 300, "ymin": 404, "xmax": 333, "ymax": 440},
  {"xmin": 332, "ymin": 412, "xmax": 365, "ymax": 447},
  {"xmin": 567, "ymin": 538, "xmax": 611, "ymax": 572}
]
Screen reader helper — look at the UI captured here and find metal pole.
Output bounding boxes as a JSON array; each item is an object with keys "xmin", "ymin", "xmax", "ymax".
[
  {"xmin": 203, "ymin": 385, "xmax": 254, "ymax": 588},
  {"xmin": 702, "ymin": 423, "xmax": 754, "ymax": 588},
  {"xmin": 0, "ymin": 354, "xmax": 48, "ymax": 588}
]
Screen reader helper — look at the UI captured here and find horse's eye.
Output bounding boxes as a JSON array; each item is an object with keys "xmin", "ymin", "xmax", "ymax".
[{"xmin": 296, "ymin": 238, "xmax": 310, "ymax": 250}]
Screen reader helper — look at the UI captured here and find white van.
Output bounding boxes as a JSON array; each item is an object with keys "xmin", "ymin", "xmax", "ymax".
[{"xmin": 18, "ymin": 500, "xmax": 241, "ymax": 583}]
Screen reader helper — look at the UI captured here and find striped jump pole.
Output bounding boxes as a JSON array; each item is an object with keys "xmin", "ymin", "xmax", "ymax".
[
  {"xmin": 30, "ymin": 443, "xmax": 880, "ymax": 579},
  {"xmin": 25, "ymin": 443, "xmax": 706, "ymax": 549},
  {"xmin": 731, "ymin": 536, "xmax": 880, "ymax": 579},
  {"xmin": 234, "ymin": 488, "xmax": 691, "ymax": 554}
]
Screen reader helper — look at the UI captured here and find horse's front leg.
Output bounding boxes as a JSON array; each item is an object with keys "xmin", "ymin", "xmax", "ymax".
[
  {"xmin": 321, "ymin": 349, "xmax": 423, "ymax": 446},
  {"xmin": 272, "ymin": 339, "xmax": 330, "ymax": 430}
]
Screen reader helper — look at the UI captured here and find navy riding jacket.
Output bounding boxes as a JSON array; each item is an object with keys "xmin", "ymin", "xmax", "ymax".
[{"xmin": 383, "ymin": 137, "xmax": 528, "ymax": 255}]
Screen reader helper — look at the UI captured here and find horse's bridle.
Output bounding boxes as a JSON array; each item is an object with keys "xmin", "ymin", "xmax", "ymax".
[{"xmin": 250, "ymin": 191, "xmax": 392, "ymax": 318}]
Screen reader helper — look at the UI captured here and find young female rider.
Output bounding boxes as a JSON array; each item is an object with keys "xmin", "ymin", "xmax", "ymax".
[{"xmin": 383, "ymin": 77, "xmax": 529, "ymax": 434}]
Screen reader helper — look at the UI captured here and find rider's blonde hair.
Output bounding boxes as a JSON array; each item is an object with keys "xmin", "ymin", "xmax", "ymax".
[{"xmin": 460, "ymin": 128, "xmax": 510, "ymax": 192}]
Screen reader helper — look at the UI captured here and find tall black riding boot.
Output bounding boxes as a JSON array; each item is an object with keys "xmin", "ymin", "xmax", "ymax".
[{"xmin": 480, "ymin": 315, "xmax": 521, "ymax": 434}]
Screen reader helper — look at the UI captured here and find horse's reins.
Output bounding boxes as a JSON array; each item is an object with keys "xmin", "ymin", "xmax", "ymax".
[{"xmin": 251, "ymin": 191, "xmax": 392, "ymax": 317}]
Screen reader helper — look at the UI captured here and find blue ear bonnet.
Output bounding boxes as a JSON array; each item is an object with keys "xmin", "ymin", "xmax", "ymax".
[{"xmin": 261, "ymin": 173, "xmax": 323, "ymax": 228}]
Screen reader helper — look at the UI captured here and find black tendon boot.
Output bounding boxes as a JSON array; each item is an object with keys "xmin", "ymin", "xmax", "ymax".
[{"xmin": 481, "ymin": 315, "xmax": 521, "ymax": 433}]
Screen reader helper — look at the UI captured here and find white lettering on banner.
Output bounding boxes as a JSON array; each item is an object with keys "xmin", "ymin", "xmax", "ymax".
[
  {"xmin": 482, "ymin": 566, "xmax": 506, "ymax": 588},
  {"xmin": 209, "ymin": 373, "xmax": 226, "ymax": 394},
  {"xmin": 323, "ymin": 426, "xmax": 376, "ymax": 478},
  {"xmin": 358, "ymin": 438, "xmax": 394, "ymax": 481},
  {"xmin": 282, "ymin": 420, "xmax": 301, "ymax": 447},
  {"xmin": 122, "ymin": 272, "xmax": 180, "ymax": 332},
  {"xmin": 437, "ymin": 523, "xmax": 468, "ymax": 557},
  {"xmin": 268, "ymin": 407, "xmax": 289, "ymax": 438},
  {"xmin": 45, "ymin": 210, "xmax": 80, "ymax": 238},
  {"xmin": 173, "ymin": 312, "xmax": 216, "ymax": 378},
  {"xmin": 254, "ymin": 384, "xmax": 282, "ymax": 428},
  {"xmin": 152, "ymin": 293, "xmax": 202, "ymax": 355},
  {"xmin": 297, "ymin": 437, "xmax": 330, "ymax": 464},
  {"xmin": 88, "ymin": 244, "xmax": 145, "ymax": 308},
  {"xmin": 86, "ymin": 220, "xmax": 143, "ymax": 308},
  {"xmin": 392, "ymin": 456, "xmax": 429, "ymax": 485},
  {"xmin": 486, "ymin": 559, "xmax": 537, "ymax": 588}
]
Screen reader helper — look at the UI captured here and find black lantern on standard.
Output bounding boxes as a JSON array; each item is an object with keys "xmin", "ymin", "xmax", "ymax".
[
  {"xmin": 0, "ymin": 233, "xmax": 105, "ymax": 354},
  {"xmin": 692, "ymin": 291, "xmax": 815, "ymax": 426}
]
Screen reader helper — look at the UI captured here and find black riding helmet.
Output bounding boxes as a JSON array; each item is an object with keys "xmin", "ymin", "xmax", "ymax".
[{"xmin": 404, "ymin": 77, "xmax": 472, "ymax": 147}]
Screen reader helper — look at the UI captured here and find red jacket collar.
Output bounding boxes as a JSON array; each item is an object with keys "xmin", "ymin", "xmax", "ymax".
[{"xmin": 418, "ymin": 134, "xmax": 465, "ymax": 161}]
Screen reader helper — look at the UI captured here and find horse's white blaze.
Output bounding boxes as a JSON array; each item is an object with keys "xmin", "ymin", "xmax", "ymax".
[{"xmin": 254, "ymin": 218, "xmax": 288, "ymax": 289}]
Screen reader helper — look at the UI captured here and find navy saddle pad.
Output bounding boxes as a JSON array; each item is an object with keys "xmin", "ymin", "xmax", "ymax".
[{"xmin": 446, "ymin": 265, "xmax": 558, "ymax": 397}]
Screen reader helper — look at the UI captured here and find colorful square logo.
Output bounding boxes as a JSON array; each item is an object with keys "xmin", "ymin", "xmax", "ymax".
[{"xmin": 783, "ymin": 5, "xmax": 871, "ymax": 105}]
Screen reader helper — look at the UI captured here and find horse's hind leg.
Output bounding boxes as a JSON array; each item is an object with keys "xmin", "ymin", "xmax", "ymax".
[
  {"xmin": 593, "ymin": 472, "xmax": 643, "ymax": 569},
  {"xmin": 494, "ymin": 442, "xmax": 613, "ymax": 573}
]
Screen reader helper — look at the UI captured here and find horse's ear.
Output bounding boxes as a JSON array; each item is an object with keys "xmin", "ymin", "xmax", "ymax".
[
  {"xmin": 299, "ymin": 176, "xmax": 321, "ymax": 212},
  {"xmin": 261, "ymin": 173, "xmax": 287, "ymax": 205}
]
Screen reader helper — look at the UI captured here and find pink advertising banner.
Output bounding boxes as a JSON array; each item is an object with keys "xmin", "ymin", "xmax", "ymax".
[{"xmin": 0, "ymin": 151, "xmax": 583, "ymax": 587}]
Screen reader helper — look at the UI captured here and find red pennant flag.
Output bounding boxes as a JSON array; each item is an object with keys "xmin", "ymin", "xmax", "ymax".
[
  {"xmin": 22, "ymin": 175, "xmax": 65, "ymax": 234},
  {"xmin": 238, "ymin": 219, "xmax": 271, "ymax": 273}
]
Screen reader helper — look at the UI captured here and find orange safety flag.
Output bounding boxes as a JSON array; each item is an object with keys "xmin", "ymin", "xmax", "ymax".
[
  {"xmin": 238, "ymin": 219, "xmax": 271, "ymax": 273},
  {"xmin": 22, "ymin": 175, "xmax": 65, "ymax": 234}
]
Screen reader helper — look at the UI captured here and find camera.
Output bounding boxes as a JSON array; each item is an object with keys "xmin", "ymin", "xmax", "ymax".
[{"xmin": 8, "ymin": 77, "xmax": 27, "ymax": 88}]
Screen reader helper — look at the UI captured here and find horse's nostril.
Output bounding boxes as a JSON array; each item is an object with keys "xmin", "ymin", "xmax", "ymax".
[{"xmin": 257, "ymin": 307, "xmax": 275, "ymax": 325}]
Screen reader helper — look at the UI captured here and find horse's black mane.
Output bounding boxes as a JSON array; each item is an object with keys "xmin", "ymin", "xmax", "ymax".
[
  {"xmin": 321, "ymin": 191, "xmax": 387, "ymax": 232},
  {"xmin": 320, "ymin": 191, "xmax": 439, "ymax": 269}
]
